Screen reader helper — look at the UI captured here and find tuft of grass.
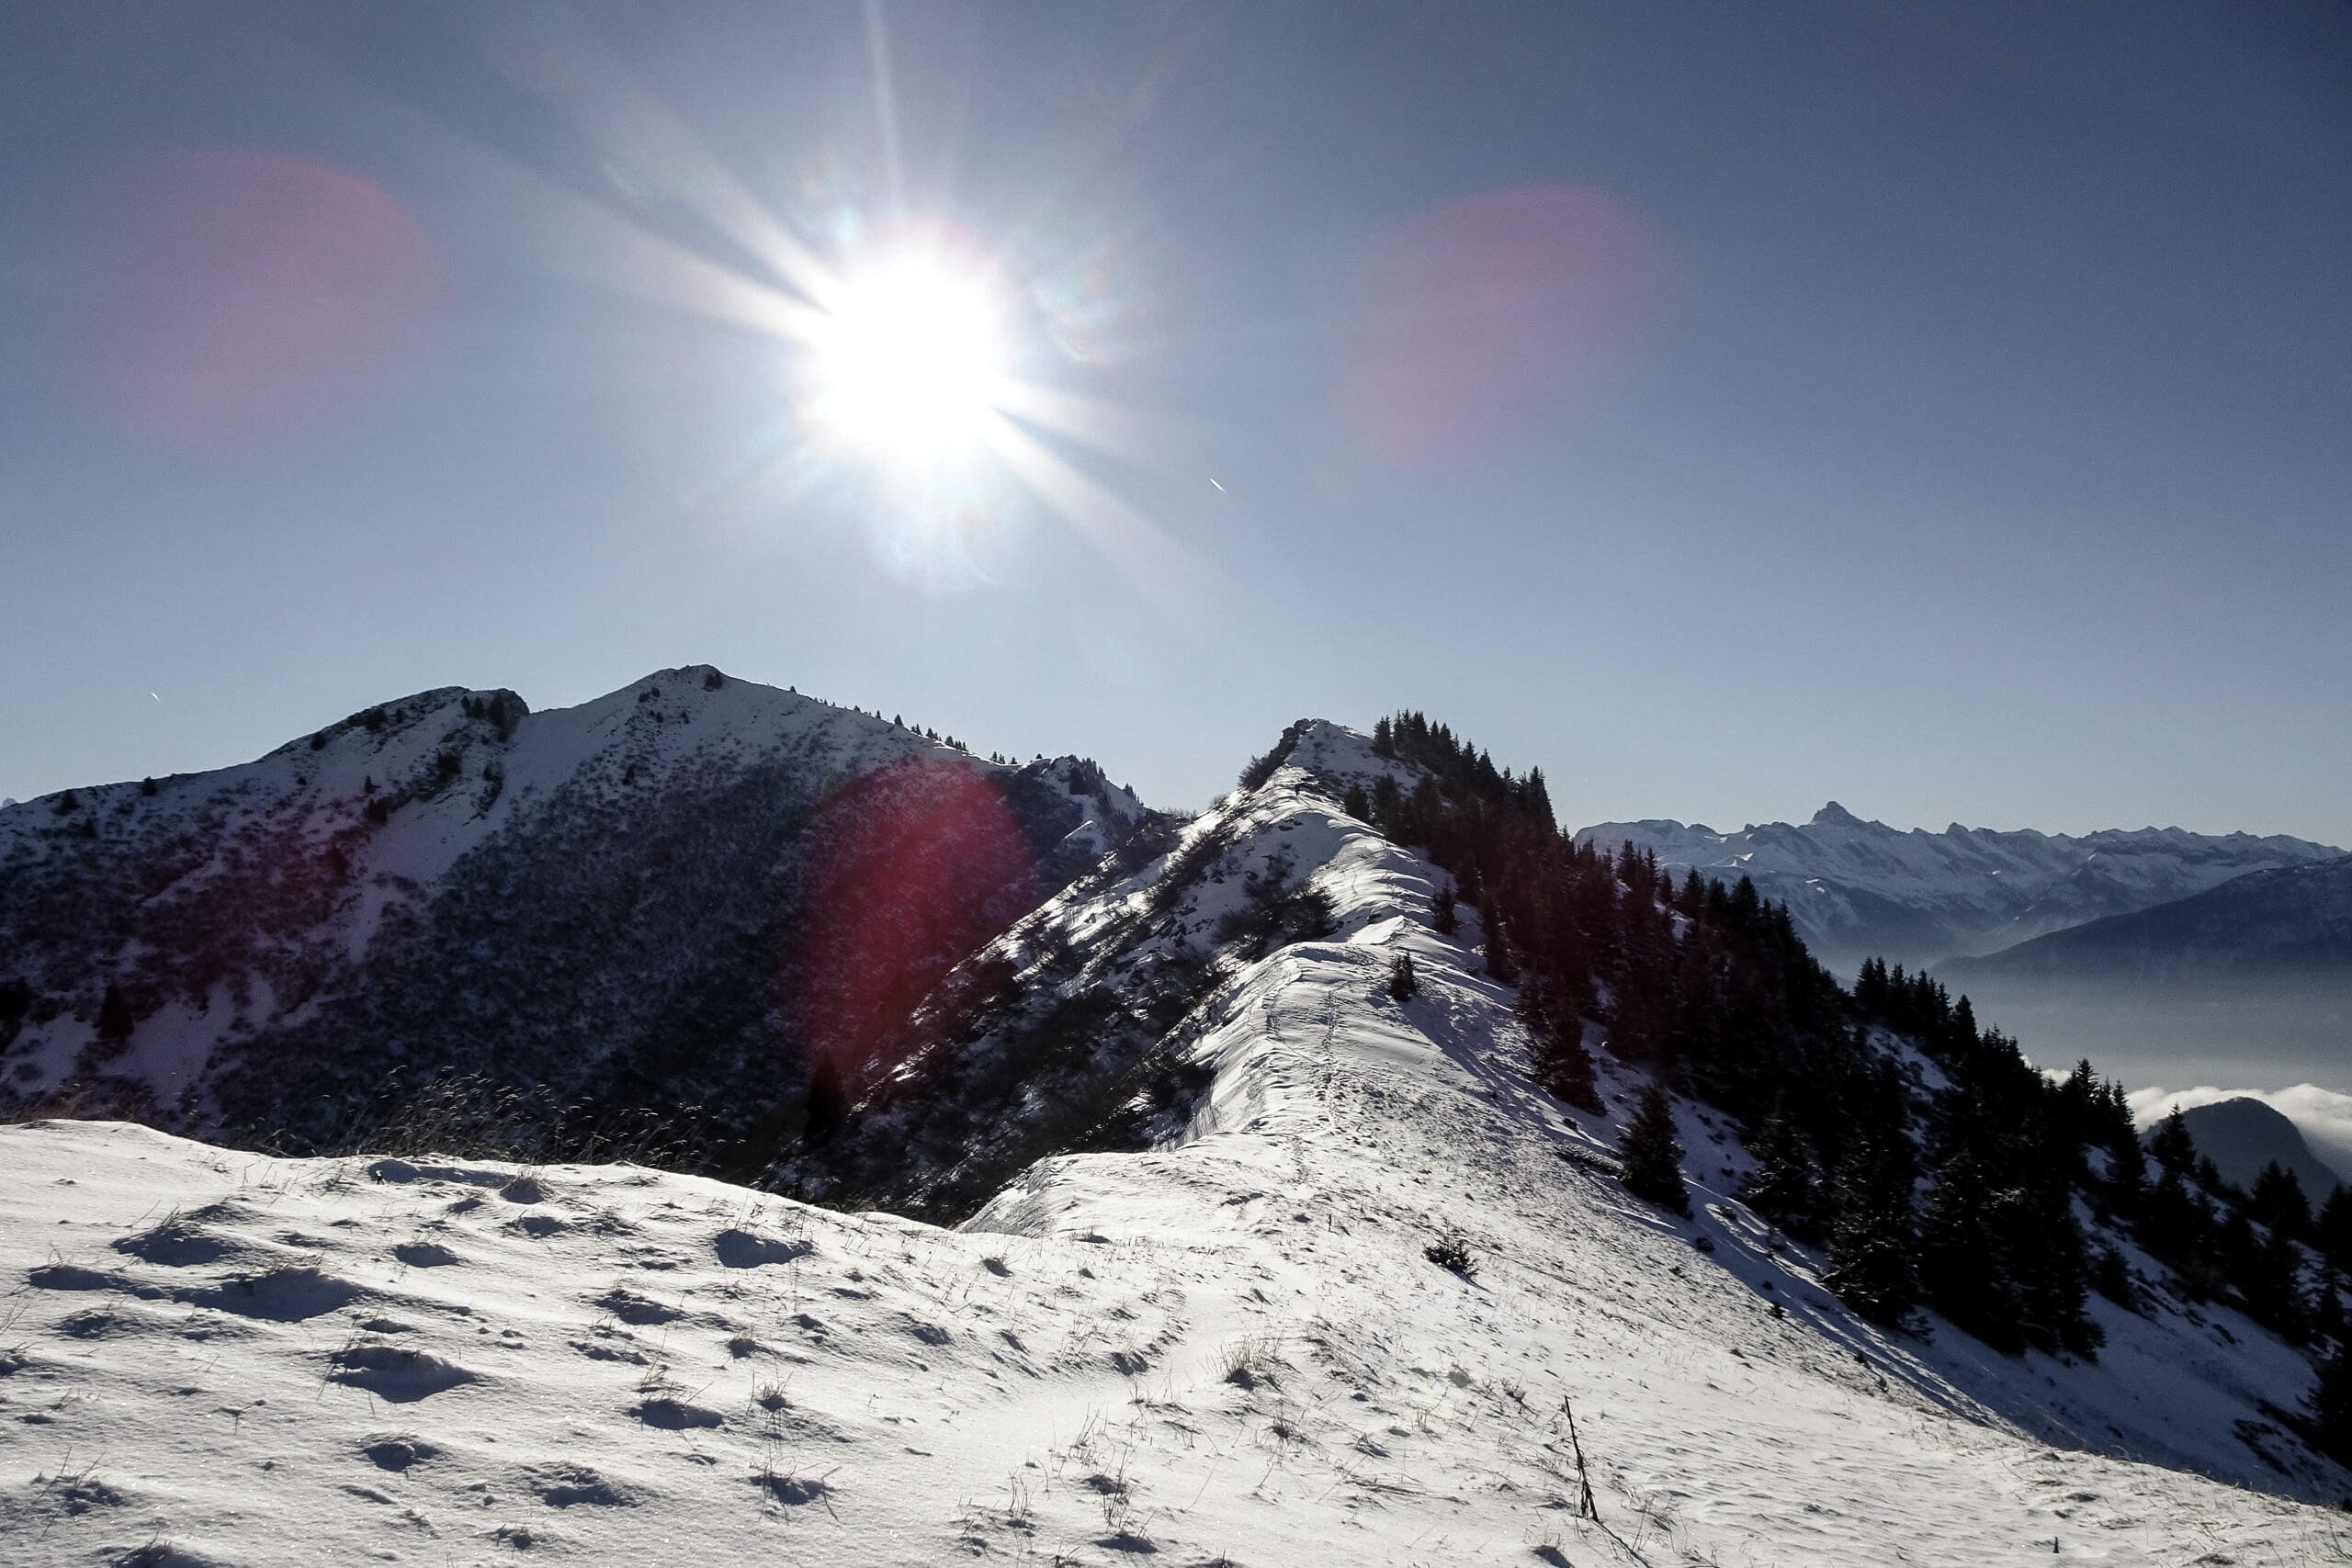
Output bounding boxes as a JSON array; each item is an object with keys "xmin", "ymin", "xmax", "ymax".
[
  {"xmin": 1091, "ymin": 1452, "xmax": 1145, "ymax": 1541},
  {"xmin": 120, "ymin": 1536, "xmax": 182, "ymax": 1568},
  {"xmin": 1425, "ymin": 1230, "xmax": 1477, "ymax": 1279},
  {"xmin": 0, "ymin": 1297, "xmax": 29, "ymax": 1375},
  {"xmin": 1219, "ymin": 1332, "xmax": 1283, "ymax": 1392},
  {"xmin": 751, "ymin": 1461, "xmax": 839, "ymax": 1516}
]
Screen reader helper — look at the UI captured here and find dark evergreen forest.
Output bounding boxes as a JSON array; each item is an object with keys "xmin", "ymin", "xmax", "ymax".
[{"xmin": 1351, "ymin": 710, "xmax": 2352, "ymax": 1458}]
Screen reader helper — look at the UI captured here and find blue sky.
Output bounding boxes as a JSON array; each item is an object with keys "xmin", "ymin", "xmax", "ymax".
[{"xmin": 4, "ymin": 2, "xmax": 2348, "ymax": 841}]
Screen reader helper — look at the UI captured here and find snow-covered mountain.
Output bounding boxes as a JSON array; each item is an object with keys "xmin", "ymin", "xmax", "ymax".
[
  {"xmin": 1577, "ymin": 804, "xmax": 2340, "ymax": 976},
  {"xmin": 0, "ymin": 667, "xmax": 1147, "ymax": 1154},
  {"xmin": 4, "ymin": 725, "xmax": 2346, "ymax": 1564}
]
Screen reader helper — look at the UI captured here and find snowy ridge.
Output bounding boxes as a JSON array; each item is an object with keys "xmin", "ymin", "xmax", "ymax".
[
  {"xmin": 4, "ymin": 726, "xmax": 2342, "ymax": 1565},
  {"xmin": 1577, "ymin": 804, "xmax": 2341, "ymax": 975}
]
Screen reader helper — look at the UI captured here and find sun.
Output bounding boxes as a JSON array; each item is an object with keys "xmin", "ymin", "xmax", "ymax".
[{"xmin": 805, "ymin": 248, "xmax": 1009, "ymax": 464}]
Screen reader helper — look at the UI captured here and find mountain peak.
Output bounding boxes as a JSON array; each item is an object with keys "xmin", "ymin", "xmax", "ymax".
[
  {"xmin": 2153, "ymin": 1097, "xmax": 2346, "ymax": 1196},
  {"xmin": 1811, "ymin": 800, "xmax": 1867, "ymax": 829}
]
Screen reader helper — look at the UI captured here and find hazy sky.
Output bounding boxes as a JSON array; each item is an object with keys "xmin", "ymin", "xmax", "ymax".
[{"xmin": 5, "ymin": 2, "xmax": 2348, "ymax": 841}]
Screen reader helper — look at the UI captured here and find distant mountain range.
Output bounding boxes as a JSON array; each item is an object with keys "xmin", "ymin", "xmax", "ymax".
[
  {"xmin": 1576, "ymin": 804, "xmax": 2339, "ymax": 976},
  {"xmin": 1943, "ymin": 856, "xmax": 2352, "ymax": 984}
]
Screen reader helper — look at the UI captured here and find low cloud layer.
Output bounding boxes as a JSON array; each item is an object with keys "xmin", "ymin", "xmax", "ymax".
[{"xmin": 2129, "ymin": 1083, "xmax": 2352, "ymax": 1182}]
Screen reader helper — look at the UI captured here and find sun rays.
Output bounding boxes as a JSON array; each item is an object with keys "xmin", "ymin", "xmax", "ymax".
[{"xmin": 460, "ymin": 6, "xmax": 1202, "ymax": 595}]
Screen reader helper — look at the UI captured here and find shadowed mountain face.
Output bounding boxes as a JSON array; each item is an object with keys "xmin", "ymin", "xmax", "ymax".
[
  {"xmin": 2154, "ymin": 1097, "xmax": 2346, "ymax": 1199},
  {"xmin": 1944, "ymin": 856, "xmax": 2352, "ymax": 981},
  {"xmin": 1578, "ymin": 806, "xmax": 2339, "ymax": 976},
  {"xmin": 0, "ymin": 668, "xmax": 1148, "ymax": 1160},
  {"xmin": 1937, "ymin": 859, "xmax": 2352, "ymax": 1093}
]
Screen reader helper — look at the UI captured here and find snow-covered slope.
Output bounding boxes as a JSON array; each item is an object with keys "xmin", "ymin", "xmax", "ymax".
[
  {"xmin": 6, "ymin": 728, "xmax": 2342, "ymax": 1566},
  {"xmin": 0, "ymin": 667, "xmax": 1146, "ymax": 1151},
  {"xmin": 1577, "ymin": 804, "xmax": 2340, "ymax": 975}
]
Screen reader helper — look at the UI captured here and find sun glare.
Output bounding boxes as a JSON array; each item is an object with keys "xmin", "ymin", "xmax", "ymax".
[{"xmin": 807, "ymin": 250, "xmax": 1008, "ymax": 463}]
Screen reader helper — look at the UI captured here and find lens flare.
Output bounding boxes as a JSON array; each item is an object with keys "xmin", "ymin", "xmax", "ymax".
[
  {"xmin": 1340, "ymin": 184, "xmax": 1663, "ymax": 468},
  {"xmin": 806, "ymin": 248, "xmax": 1009, "ymax": 462},
  {"xmin": 795, "ymin": 758, "xmax": 1035, "ymax": 1080},
  {"xmin": 58, "ymin": 148, "xmax": 447, "ymax": 450}
]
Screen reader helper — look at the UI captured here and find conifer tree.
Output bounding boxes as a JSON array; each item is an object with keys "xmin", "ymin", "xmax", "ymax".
[
  {"xmin": 1387, "ymin": 953, "xmax": 1419, "ymax": 1002},
  {"xmin": 1917, "ymin": 1150, "xmax": 2023, "ymax": 1351},
  {"xmin": 1523, "ymin": 979, "xmax": 1600, "ymax": 1113},
  {"xmin": 2311, "ymin": 1335, "xmax": 2352, "ymax": 1464},
  {"xmin": 1823, "ymin": 1137, "xmax": 1918, "ymax": 1328},
  {"xmin": 1342, "ymin": 782, "xmax": 1370, "ymax": 820},
  {"xmin": 801, "ymin": 1054, "xmax": 849, "ymax": 1145},
  {"xmin": 1676, "ymin": 867, "xmax": 1704, "ymax": 916},
  {"xmin": 2240, "ymin": 1223, "xmax": 2312, "ymax": 1344},
  {"xmin": 2100, "ymin": 1100, "xmax": 2145, "ymax": 1212},
  {"xmin": 2316, "ymin": 1277, "xmax": 2346, "ymax": 1346},
  {"xmin": 2146, "ymin": 1110, "xmax": 2197, "ymax": 1178},
  {"xmin": 95, "ymin": 983, "xmax": 133, "ymax": 1044},
  {"xmin": 2137, "ymin": 1165, "xmax": 2223, "ymax": 1300},
  {"xmin": 1407, "ymin": 776, "xmax": 1442, "ymax": 842},
  {"xmin": 1520, "ymin": 765, "xmax": 1554, "ymax": 829},
  {"xmin": 2318, "ymin": 1187, "xmax": 2352, "ymax": 1272},
  {"xmin": 2090, "ymin": 1245, "xmax": 2138, "ymax": 1310},
  {"xmin": 2251, "ymin": 1161, "xmax": 2312, "ymax": 1239},
  {"xmin": 2003, "ymin": 1173, "xmax": 2103, "ymax": 1358},
  {"xmin": 1484, "ymin": 909, "xmax": 1517, "ymax": 984},
  {"xmin": 1741, "ymin": 1105, "xmax": 1822, "ymax": 1240},
  {"xmin": 1431, "ymin": 882, "xmax": 1458, "ymax": 935},
  {"xmin": 1604, "ymin": 970, "xmax": 1669, "ymax": 1067},
  {"xmin": 1619, "ymin": 1085, "xmax": 1690, "ymax": 1216}
]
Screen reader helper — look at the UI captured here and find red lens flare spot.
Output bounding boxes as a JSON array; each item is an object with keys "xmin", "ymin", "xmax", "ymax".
[
  {"xmin": 1340, "ymin": 185, "xmax": 1663, "ymax": 468},
  {"xmin": 60, "ymin": 148, "xmax": 447, "ymax": 450},
  {"xmin": 797, "ymin": 760, "xmax": 1035, "ymax": 1081}
]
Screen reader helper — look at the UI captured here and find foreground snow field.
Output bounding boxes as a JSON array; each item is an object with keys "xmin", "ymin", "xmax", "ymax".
[{"xmin": 5, "ymin": 755, "xmax": 2346, "ymax": 1565}]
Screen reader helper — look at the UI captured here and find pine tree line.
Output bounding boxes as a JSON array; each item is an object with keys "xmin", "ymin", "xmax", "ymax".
[{"xmin": 1348, "ymin": 711, "xmax": 2352, "ymax": 1403}]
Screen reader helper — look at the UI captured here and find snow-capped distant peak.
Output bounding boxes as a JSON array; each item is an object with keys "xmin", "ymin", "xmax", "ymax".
[{"xmin": 1577, "ymin": 807, "xmax": 2343, "ymax": 973}]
